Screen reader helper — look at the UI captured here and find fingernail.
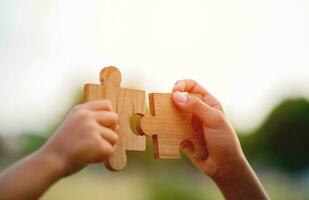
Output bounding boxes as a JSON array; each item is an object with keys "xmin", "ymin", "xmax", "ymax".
[{"xmin": 174, "ymin": 91, "xmax": 188, "ymax": 103}]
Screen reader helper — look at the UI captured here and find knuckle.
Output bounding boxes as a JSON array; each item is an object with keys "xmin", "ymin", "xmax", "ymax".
[
  {"xmin": 93, "ymin": 136, "xmax": 103, "ymax": 149},
  {"xmin": 75, "ymin": 109, "xmax": 91, "ymax": 120},
  {"xmin": 184, "ymin": 79, "xmax": 197, "ymax": 86},
  {"xmin": 102, "ymin": 100, "xmax": 112, "ymax": 110},
  {"xmin": 212, "ymin": 111, "xmax": 225, "ymax": 126},
  {"xmin": 188, "ymin": 97, "xmax": 201, "ymax": 110},
  {"xmin": 86, "ymin": 137, "xmax": 99, "ymax": 152},
  {"xmin": 85, "ymin": 122, "xmax": 97, "ymax": 132}
]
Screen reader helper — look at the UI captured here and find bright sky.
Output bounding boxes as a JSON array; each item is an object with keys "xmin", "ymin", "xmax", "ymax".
[{"xmin": 0, "ymin": 0, "xmax": 308, "ymax": 135}]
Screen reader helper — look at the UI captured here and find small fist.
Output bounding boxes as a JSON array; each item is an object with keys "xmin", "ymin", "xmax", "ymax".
[{"xmin": 41, "ymin": 100, "xmax": 119, "ymax": 175}]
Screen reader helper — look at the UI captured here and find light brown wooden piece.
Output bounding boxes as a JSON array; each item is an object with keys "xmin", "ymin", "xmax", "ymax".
[
  {"xmin": 84, "ymin": 66, "xmax": 146, "ymax": 171},
  {"xmin": 136, "ymin": 93, "xmax": 207, "ymax": 159}
]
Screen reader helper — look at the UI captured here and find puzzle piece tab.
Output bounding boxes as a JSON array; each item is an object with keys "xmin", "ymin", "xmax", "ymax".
[
  {"xmin": 135, "ymin": 93, "xmax": 207, "ymax": 159},
  {"xmin": 84, "ymin": 66, "xmax": 146, "ymax": 171}
]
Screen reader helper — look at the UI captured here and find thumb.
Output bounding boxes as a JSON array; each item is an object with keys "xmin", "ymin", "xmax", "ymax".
[{"xmin": 172, "ymin": 91, "xmax": 223, "ymax": 128}]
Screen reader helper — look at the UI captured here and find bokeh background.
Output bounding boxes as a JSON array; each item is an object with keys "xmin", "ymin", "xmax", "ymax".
[{"xmin": 1, "ymin": 0, "xmax": 309, "ymax": 199}]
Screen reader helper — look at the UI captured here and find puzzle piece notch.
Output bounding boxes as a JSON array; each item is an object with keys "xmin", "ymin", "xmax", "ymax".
[
  {"xmin": 135, "ymin": 93, "xmax": 207, "ymax": 160},
  {"xmin": 84, "ymin": 66, "xmax": 146, "ymax": 171}
]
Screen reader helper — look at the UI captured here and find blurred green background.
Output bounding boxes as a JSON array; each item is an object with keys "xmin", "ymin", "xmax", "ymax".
[
  {"xmin": 1, "ymin": 94, "xmax": 309, "ymax": 199},
  {"xmin": 1, "ymin": 0, "xmax": 309, "ymax": 199}
]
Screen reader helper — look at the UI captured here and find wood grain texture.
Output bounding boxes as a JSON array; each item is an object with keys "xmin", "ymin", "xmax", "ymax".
[
  {"xmin": 84, "ymin": 66, "xmax": 146, "ymax": 171},
  {"xmin": 136, "ymin": 93, "xmax": 207, "ymax": 160}
]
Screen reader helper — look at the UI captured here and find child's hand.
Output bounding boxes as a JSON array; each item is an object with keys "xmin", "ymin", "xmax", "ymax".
[
  {"xmin": 41, "ymin": 100, "xmax": 119, "ymax": 175},
  {"xmin": 172, "ymin": 79, "xmax": 243, "ymax": 178},
  {"xmin": 0, "ymin": 100, "xmax": 119, "ymax": 200},
  {"xmin": 172, "ymin": 80, "xmax": 269, "ymax": 199}
]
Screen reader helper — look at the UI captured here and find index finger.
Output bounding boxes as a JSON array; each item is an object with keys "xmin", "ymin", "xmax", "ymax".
[
  {"xmin": 172, "ymin": 79, "xmax": 223, "ymax": 111},
  {"xmin": 81, "ymin": 100, "xmax": 113, "ymax": 111},
  {"xmin": 172, "ymin": 79, "xmax": 209, "ymax": 96}
]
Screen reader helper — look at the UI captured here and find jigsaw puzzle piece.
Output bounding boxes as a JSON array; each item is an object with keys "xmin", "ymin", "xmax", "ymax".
[
  {"xmin": 84, "ymin": 66, "xmax": 146, "ymax": 171},
  {"xmin": 136, "ymin": 93, "xmax": 206, "ymax": 159}
]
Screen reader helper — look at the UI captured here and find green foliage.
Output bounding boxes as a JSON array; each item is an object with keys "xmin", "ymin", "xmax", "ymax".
[
  {"xmin": 147, "ymin": 175, "xmax": 205, "ymax": 200},
  {"xmin": 0, "ymin": 134, "xmax": 3, "ymax": 154},
  {"xmin": 241, "ymin": 98, "xmax": 309, "ymax": 173}
]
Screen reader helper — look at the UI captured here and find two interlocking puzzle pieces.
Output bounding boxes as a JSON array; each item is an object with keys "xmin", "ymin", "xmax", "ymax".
[{"xmin": 84, "ymin": 66, "xmax": 206, "ymax": 171}]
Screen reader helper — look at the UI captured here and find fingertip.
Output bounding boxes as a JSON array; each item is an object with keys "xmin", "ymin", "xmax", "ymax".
[
  {"xmin": 115, "ymin": 124, "xmax": 120, "ymax": 132},
  {"xmin": 113, "ymin": 112, "xmax": 119, "ymax": 123},
  {"xmin": 173, "ymin": 91, "xmax": 188, "ymax": 104},
  {"xmin": 103, "ymin": 100, "xmax": 113, "ymax": 110}
]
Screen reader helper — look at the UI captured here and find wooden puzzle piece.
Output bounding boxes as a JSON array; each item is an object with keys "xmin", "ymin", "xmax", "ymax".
[
  {"xmin": 135, "ymin": 93, "xmax": 207, "ymax": 159},
  {"xmin": 84, "ymin": 66, "xmax": 146, "ymax": 171}
]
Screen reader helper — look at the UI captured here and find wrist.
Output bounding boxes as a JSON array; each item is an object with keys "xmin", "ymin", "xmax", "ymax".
[
  {"xmin": 211, "ymin": 155, "xmax": 269, "ymax": 199},
  {"xmin": 36, "ymin": 146, "xmax": 69, "ymax": 180},
  {"xmin": 211, "ymin": 153, "xmax": 250, "ymax": 191}
]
